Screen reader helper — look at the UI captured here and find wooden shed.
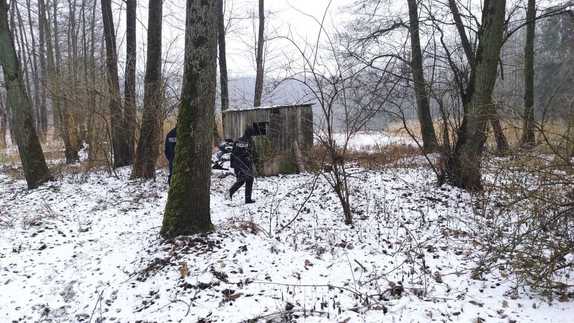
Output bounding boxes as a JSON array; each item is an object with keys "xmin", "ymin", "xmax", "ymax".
[{"xmin": 222, "ymin": 104, "xmax": 314, "ymax": 176}]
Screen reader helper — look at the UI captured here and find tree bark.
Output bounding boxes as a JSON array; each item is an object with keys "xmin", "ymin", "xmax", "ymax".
[
  {"xmin": 489, "ymin": 103, "xmax": 509, "ymax": 155},
  {"xmin": 86, "ymin": 0, "xmax": 98, "ymax": 161},
  {"xmin": 253, "ymin": 0, "xmax": 264, "ymax": 107},
  {"xmin": 0, "ymin": 0, "xmax": 51, "ymax": 188},
  {"xmin": 124, "ymin": 0, "xmax": 136, "ymax": 163},
  {"xmin": 12, "ymin": 2, "xmax": 33, "ymax": 106},
  {"xmin": 521, "ymin": 0, "xmax": 536, "ymax": 147},
  {"xmin": 29, "ymin": 0, "xmax": 48, "ymax": 140},
  {"xmin": 449, "ymin": 0, "xmax": 510, "ymax": 156},
  {"xmin": 66, "ymin": 0, "xmax": 81, "ymax": 141},
  {"xmin": 161, "ymin": 0, "xmax": 217, "ymax": 238},
  {"xmin": 52, "ymin": 0, "xmax": 80, "ymax": 163},
  {"xmin": 37, "ymin": 0, "xmax": 49, "ymax": 139},
  {"xmin": 217, "ymin": 0, "xmax": 229, "ymax": 112},
  {"xmin": 448, "ymin": 0, "xmax": 474, "ymax": 65},
  {"xmin": 0, "ymin": 95, "xmax": 7, "ymax": 149},
  {"xmin": 406, "ymin": 0, "xmax": 438, "ymax": 152},
  {"xmin": 101, "ymin": 0, "xmax": 129, "ymax": 167},
  {"xmin": 22, "ymin": 0, "xmax": 42, "ymax": 138},
  {"xmin": 133, "ymin": 0, "xmax": 163, "ymax": 179},
  {"xmin": 444, "ymin": 0, "xmax": 507, "ymax": 191}
]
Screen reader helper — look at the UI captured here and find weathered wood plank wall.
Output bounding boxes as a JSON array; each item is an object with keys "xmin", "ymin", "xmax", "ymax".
[{"xmin": 222, "ymin": 104, "xmax": 313, "ymax": 175}]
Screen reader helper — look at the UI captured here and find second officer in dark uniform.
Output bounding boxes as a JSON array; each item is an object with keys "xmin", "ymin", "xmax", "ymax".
[{"xmin": 164, "ymin": 127, "xmax": 177, "ymax": 184}]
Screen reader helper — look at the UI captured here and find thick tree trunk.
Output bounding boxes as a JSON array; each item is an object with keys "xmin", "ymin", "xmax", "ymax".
[
  {"xmin": 0, "ymin": 0, "xmax": 51, "ymax": 188},
  {"xmin": 406, "ymin": 0, "xmax": 438, "ymax": 152},
  {"xmin": 133, "ymin": 0, "xmax": 163, "ymax": 179},
  {"xmin": 449, "ymin": 0, "xmax": 509, "ymax": 153},
  {"xmin": 521, "ymin": 0, "xmax": 536, "ymax": 147},
  {"xmin": 124, "ymin": 0, "xmax": 136, "ymax": 163},
  {"xmin": 101, "ymin": 0, "xmax": 129, "ymax": 167},
  {"xmin": 161, "ymin": 0, "xmax": 217, "ymax": 238},
  {"xmin": 37, "ymin": 0, "xmax": 49, "ymax": 139},
  {"xmin": 444, "ymin": 0, "xmax": 507, "ymax": 191},
  {"xmin": 253, "ymin": 0, "xmax": 264, "ymax": 107}
]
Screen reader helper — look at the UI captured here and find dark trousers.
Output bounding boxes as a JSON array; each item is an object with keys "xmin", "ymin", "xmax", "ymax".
[
  {"xmin": 168, "ymin": 161, "xmax": 173, "ymax": 184},
  {"xmin": 230, "ymin": 169, "xmax": 253, "ymax": 201}
]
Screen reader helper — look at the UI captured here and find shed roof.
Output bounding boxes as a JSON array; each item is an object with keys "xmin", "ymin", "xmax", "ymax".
[{"xmin": 222, "ymin": 103, "xmax": 314, "ymax": 113}]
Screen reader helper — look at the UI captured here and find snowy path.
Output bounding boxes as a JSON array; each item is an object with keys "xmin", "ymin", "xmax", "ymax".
[{"xmin": 0, "ymin": 167, "xmax": 572, "ymax": 322}]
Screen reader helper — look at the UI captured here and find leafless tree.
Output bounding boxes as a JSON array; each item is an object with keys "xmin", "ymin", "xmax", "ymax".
[
  {"xmin": 0, "ymin": 0, "xmax": 51, "ymax": 188},
  {"xmin": 133, "ymin": 0, "xmax": 164, "ymax": 179},
  {"xmin": 253, "ymin": 0, "xmax": 265, "ymax": 107}
]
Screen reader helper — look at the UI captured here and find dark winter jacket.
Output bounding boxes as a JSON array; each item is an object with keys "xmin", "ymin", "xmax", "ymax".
[
  {"xmin": 231, "ymin": 135, "xmax": 256, "ymax": 172},
  {"xmin": 164, "ymin": 128, "xmax": 177, "ymax": 163}
]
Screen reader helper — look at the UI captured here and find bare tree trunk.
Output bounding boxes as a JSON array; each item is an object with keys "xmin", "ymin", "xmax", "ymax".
[
  {"xmin": 0, "ymin": 0, "xmax": 51, "ymax": 188},
  {"xmin": 38, "ymin": 0, "xmax": 48, "ymax": 140},
  {"xmin": 444, "ymin": 0, "xmax": 507, "ymax": 191},
  {"xmin": 67, "ymin": 0, "xmax": 81, "ymax": 140},
  {"xmin": 52, "ymin": 0, "xmax": 80, "ymax": 163},
  {"xmin": 489, "ymin": 103, "xmax": 509, "ymax": 155},
  {"xmin": 79, "ymin": 0, "xmax": 87, "ymax": 139},
  {"xmin": 449, "ymin": 0, "xmax": 509, "ymax": 155},
  {"xmin": 406, "ymin": 0, "xmax": 438, "ymax": 152},
  {"xmin": 0, "ymin": 95, "xmax": 7, "ymax": 149},
  {"xmin": 253, "ymin": 0, "xmax": 264, "ymax": 107},
  {"xmin": 217, "ymin": 0, "xmax": 229, "ymax": 112},
  {"xmin": 161, "ymin": 0, "xmax": 217, "ymax": 238},
  {"xmin": 521, "ymin": 0, "xmax": 536, "ymax": 147},
  {"xmin": 568, "ymin": 106, "xmax": 574, "ymax": 160},
  {"xmin": 11, "ymin": 2, "xmax": 33, "ymax": 106},
  {"xmin": 101, "ymin": 0, "xmax": 129, "ymax": 167},
  {"xmin": 28, "ymin": 0, "xmax": 48, "ymax": 140},
  {"xmin": 448, "ymin": 0, "xmax": 474, "ymax": 64},
  {"xmin": 124, "ymin": 0, "xmax": 136, "ymax": 163},
  {"xmin": 133, "ymin": 0, "xmax": 163, "ymax": 179},
  {"xmin": 86, "ymin": 0, "xmax": 98, "ymax": 162},
  {"xmin": 23, "ymin": 0, "xmax": 42, "ymax": 137}
]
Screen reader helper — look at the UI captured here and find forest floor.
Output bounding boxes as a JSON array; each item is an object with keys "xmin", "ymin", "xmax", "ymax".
[{"xmin": 0, "ymin": 143, "xmax": 573, "ymax": 322}]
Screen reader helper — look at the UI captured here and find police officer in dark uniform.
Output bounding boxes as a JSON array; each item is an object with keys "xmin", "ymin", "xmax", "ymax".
[
  {"xmin": 164, "ymin": 127, "xmax": 177, "ymax": 184},
  {"xmin": 227, "ymin": 127, "xmax": 257, "ymax": 203}
]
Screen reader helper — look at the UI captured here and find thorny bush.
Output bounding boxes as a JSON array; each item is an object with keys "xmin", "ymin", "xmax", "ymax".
[{"xmin": 472, "ymin": 152, "xmax": 574, "ymax": 299}]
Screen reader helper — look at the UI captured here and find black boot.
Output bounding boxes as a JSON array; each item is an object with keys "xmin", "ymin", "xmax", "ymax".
[{"xmin": 245, "ymin": 176, "xmax": 254, "ymax": 204}]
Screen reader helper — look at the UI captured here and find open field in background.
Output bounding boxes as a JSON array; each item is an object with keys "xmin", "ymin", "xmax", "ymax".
[
  {"xmin": 1, "ymin": 116, "xmax": 571, "ymax": 160},
  {"xmin": 384, "ymin": 118, "xmax": 572, "ymax": 152}
]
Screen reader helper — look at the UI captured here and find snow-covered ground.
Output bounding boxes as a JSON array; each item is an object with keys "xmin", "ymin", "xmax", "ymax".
[{"xmin": 1, "ymin": 161, "xmax": 572, "ymax": 322}]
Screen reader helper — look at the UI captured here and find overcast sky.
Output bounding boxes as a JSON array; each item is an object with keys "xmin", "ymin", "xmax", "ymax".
[
  {"xmin": 116, "ymin": 0, "xmax": 569, "ymax": 79},
  {"xmin": 117, "ymin": 0, "xmax": 353, "ymax": 78}
]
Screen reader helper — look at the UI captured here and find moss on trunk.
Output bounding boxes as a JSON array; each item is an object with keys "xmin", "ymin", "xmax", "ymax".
[{"xmin": 161, "ymin": 0, "xmax": 217, "ymax": 238}]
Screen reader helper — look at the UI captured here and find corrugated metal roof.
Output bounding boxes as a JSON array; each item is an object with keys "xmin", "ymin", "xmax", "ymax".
[{"xmin": 222, "ymin": 103, "xmax": 314, "ymax": 113}]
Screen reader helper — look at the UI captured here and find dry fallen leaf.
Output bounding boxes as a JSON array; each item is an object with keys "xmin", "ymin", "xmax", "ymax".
[{"xmin": 179, "ymin": 262, "xmax": 189, "ymax": 279}]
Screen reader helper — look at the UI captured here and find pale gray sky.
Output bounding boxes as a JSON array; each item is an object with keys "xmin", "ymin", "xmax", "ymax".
[
  {"xmin": 115, "ymin": 0, "xmax": 570, "ymax": 79},
  {"xmin": 115, "ymin": 0, "xmax": 352, "ymax": 78}
]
